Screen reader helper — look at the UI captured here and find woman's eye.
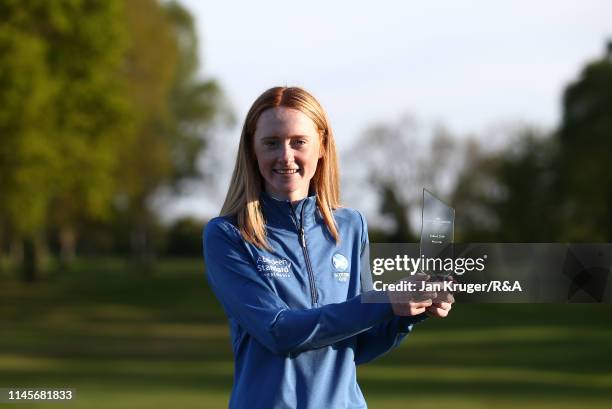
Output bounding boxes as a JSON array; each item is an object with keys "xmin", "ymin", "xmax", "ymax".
[
  {"xmin": 264, "ymin": 140, "xmax": 278, "ymax": 147},
  {"xmin": 293, "ymin": 140, "xmax": 306, "ymax": 146}
]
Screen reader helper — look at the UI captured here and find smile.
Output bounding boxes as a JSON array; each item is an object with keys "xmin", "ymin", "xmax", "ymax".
[{"xmin": 273, "ymin": 169, "xmax": 300, "ymax": 174}]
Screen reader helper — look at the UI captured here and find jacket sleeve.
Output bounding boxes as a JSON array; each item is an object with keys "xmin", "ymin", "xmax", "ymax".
[
  {"xmin": 203, "ymin": 218, "xmax": 395, "ymax": 356},
  {"xmin": 354, "ymin": 211, "xmax": 428, "ymax": 366}
]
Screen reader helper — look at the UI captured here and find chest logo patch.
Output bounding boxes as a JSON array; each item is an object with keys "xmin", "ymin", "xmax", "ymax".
[
  {"xmin": 332, "ymin": 253, "xmax": 350, "ymax": 282},
  {"xmin": 332, "ymin": 253, "xmax": 349, "ymax": 271},
  {"xmin": 256, "ymin": 255, "xmax": 292, "ymax": 278}
]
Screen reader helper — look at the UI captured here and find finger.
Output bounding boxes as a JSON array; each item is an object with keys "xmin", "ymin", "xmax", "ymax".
[
  {"xmin": 413, "ymin": 291, "xmax": 437, "ymax": 302},
  {"xmin": 433, "ymin": 291, "xmax": 455, "ymax": 303},
  {"xmin": 403, "ymin": 304, "xmax": 429, "ymax": 316},
  {"xmin": 425, "ymin": 305, "xmax": 449, "ymax": 318},
  {"xmin": 433, "ymin": 302, "xmax": 452, "ymax": 311},
  {"xmin": 397, "ymin": 303, "xmax": 427, "ymax": 316},
  {"xmin": 433, "ymin": 307, "xmax": 449, "ymax": 317},
  {"xmin": 411, "ymin": 306, "xmax": 427, "ymax": 315},
  {"xmin": 393, "ymin": 291, "xmax": 433, "ymax": 303},
  {"xmin": 411, "ymin": 299, "xmax": 433, "ymax": 309}
]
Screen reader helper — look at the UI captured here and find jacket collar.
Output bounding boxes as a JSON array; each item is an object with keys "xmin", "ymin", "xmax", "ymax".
[{"xmin": 260, "ymin": 190, "xmax": 318, "ymax": 229}]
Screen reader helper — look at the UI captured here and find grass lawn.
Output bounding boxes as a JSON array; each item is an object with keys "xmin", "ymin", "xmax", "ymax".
[{"xmin": 1, "ymin": 258, "xmax": 611, "ymax": 408}]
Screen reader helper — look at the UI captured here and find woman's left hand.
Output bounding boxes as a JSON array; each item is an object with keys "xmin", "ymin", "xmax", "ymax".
[
  {"xmin": 425, "ymin": 301, "xmax": 452, "ymax": 318},
  {"xmin": 425, "ymin": 288, "xmax": 454, "ymax": 318}
]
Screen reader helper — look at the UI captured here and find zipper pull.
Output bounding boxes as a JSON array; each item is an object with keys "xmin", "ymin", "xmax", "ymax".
[{"xmin": 299, "ymin": 227, "xmax": 306, "ymax": 248}]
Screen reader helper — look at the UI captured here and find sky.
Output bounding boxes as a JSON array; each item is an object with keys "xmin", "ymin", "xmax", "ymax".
[{"xmin": 165, "ymin": 0, "xmax": 612, "ymax": 220}]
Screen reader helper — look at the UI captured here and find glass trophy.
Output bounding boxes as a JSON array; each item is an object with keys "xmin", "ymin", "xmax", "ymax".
[{"xmin": 419, "ymin": 189, "xmax": 455, "ymax": 279}]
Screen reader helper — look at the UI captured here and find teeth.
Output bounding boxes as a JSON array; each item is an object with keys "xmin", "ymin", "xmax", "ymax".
[{"xmin": 275, "ymin": 169, "xmax": 299, "ymax": 174}]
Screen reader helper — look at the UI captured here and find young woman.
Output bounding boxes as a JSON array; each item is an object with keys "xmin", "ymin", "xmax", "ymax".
[{"xmin": 203, "ymin": 86, "xmax": 452, "ymax": 409}]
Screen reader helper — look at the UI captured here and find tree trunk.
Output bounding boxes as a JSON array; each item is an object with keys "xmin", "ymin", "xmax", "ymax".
[
  {"xmin": 131, "ymin": 223, "xmax": 154, "ymax": 273},
  {"xmin": 21, "ymin": 232, "xmax": 49, "ymax": 283},
  {"xmin": 34, "ymin": 231, "xmax": 49, "ymax": 274},
  {"xmin": 59, "ymin": 226, "xmax": 77, "ymax": 266},
  {"xmin": 0, "ymin": 228, "xmax": 3, "ymax": 267},
  {"xmin": 10, "ymin": 237, "xmax": 24, "ymax": 269},
  {"xmin": 22, "ymin": 237, "xmax": 37, "ymax": 283}
]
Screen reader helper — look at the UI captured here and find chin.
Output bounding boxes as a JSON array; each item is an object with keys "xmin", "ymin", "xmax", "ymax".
[{"xmin": 277, "ymin": 186, "xmax": 299, "ymax": 194}]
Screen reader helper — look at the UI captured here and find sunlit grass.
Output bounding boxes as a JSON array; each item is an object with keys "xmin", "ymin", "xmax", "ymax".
[
  {"xmin": 360, "ymin": 365, "xmax": 612, "ymax": 388},
  {"xmin": 365, "ymin": 397, "xmax": 612, "ymax": 409}
]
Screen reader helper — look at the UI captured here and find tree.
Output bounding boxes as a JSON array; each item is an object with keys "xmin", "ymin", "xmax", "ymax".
[
  {"xmin": 165, "ymin": 216, "xmax": 206, "ymax": 257},
  {"xmin": 343, "ymin": 115, "xmax": 460, "ymax": 242},
  {"xmin": 450, "ymin": 140, "xmax": 503, "ymax": 242},
  {"xmin": 44, "ymin": 1, "xmax": 132, "ymax": 266},
  {"xmin": 556, "ymin": 42, "xmax": 612, "ymax": 241},
  {"xmin": 0, "ymin": 25, "xmax": 56, "ymax": 279},
  {"xmin": 115, "ymin": 0, "xmax": 230, "ymax": 267},
  {"xmin": 452, "ymin": 130, "xmax": 557, "ymax": 242},
  {"xmin": 452, "ymin": 42, "xmax": 612, "ymax": 243},
  {"xmin": 0, "ymin": 1, "xmax": 230, "ymax": 276},
  {"xmin": 0, "ymin": 1, "xmax": 131, "ymax": 279}
]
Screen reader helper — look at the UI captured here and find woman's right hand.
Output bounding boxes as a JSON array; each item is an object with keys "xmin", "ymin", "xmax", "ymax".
[
  {"xmin": 390, "ymin": 298, "xmax": 434, "ymax": 316},
  {"xmin": 386, "ymin": 273, "xmax": 436, "ymax": 316}
]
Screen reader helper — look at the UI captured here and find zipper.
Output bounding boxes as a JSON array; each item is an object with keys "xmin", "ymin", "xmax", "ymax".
[{"xmin": 289, "ymin": 201, "xmax": 318, "ymax": 306}]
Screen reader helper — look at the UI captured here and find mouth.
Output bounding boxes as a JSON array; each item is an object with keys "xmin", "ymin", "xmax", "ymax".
[{"xmin": 273, "ymin": 168, "xmax": 300, "ymax": 175}]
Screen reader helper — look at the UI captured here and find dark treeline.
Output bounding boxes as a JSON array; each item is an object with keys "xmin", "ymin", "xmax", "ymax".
[
  {"xmin": 453, "ymin": 42, "xmax": 612, "ymax": 243},
  {"xmin": 346, "ymin": 42, "xmax": 612, "ymax": 245},
  {"xmin": 0, "ymin": 0, "xmax": 231, "ymax": 281}
]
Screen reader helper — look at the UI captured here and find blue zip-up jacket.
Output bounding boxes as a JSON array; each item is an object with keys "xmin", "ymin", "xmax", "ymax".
[{"xmin": 203, "ymin": 191, "xmax": 427, "ymax": 409}]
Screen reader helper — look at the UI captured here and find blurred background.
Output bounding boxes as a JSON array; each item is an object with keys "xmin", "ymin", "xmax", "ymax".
[{"xmin": 1, "ymin": 1, "xmax": 611, "ymax": 408}]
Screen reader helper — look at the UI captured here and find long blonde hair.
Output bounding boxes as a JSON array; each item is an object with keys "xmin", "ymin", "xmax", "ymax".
[{"xmin": 220, "ymin": 86, "xmax": 341, "ymax": 249}]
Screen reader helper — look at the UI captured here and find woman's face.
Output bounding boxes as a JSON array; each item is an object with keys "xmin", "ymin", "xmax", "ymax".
[{"xmin": 253, "ymin": 107, "xmax": 322, "ymax": 203}]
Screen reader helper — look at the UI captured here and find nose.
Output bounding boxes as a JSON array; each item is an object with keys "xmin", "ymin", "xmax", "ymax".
[{"xmin": 279, "ymin": 140, "xmax": 294, "ymax": 163}]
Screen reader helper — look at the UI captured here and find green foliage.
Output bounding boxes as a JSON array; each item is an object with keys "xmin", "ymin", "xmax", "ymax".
[
  {"xmin": 0, "ymin": 25, "xmax": 56, "ymax": 235},
  {"xmin": 49, "ymin": 1, "xmax": 132, "ymax": 226},
  {"xmin": 118, "ymin": 0, "xmax": 227, "ymax": 202},
  {"xmin": 557, "ymin": 53, "xmax": 612, "ymax": 241},
  {"xmin": 0, "ymin": 1, "xmax": 131, "ymax": 239},
  {"xmin": 453, "ymin": 131, "xmax": 558, "ymax": 242},
  {"xmin": 165, "ymin": 216, "xmax": 207, "ymax": 257},
  {"xmin": 0, "ymin": 0, "xmax": 230, "ymax": 268},
  {"xmin": 378, "ymin": 183, "xmax": 417, "ymax": 242},
  {"xmin": 112, "ymin": 0, "xmax": 230, "ymax": 262},
  {"xmin": 453, "ymin": 43, "xmax": 612, "ymax": 243},
  {"xmin": 165, "ymin": 2, "xmax": 228, "ymax": 181}
]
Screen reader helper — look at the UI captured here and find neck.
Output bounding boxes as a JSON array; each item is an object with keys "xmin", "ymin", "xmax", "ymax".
[{"xmin": 265, "ymin": 187, "xmax": 312, "ymax": 204}]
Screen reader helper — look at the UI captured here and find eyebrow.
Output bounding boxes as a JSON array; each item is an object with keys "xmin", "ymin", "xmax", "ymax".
[{"xmin": 260, "ymin": 135, "xmax": 311, "ymax": 140}]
